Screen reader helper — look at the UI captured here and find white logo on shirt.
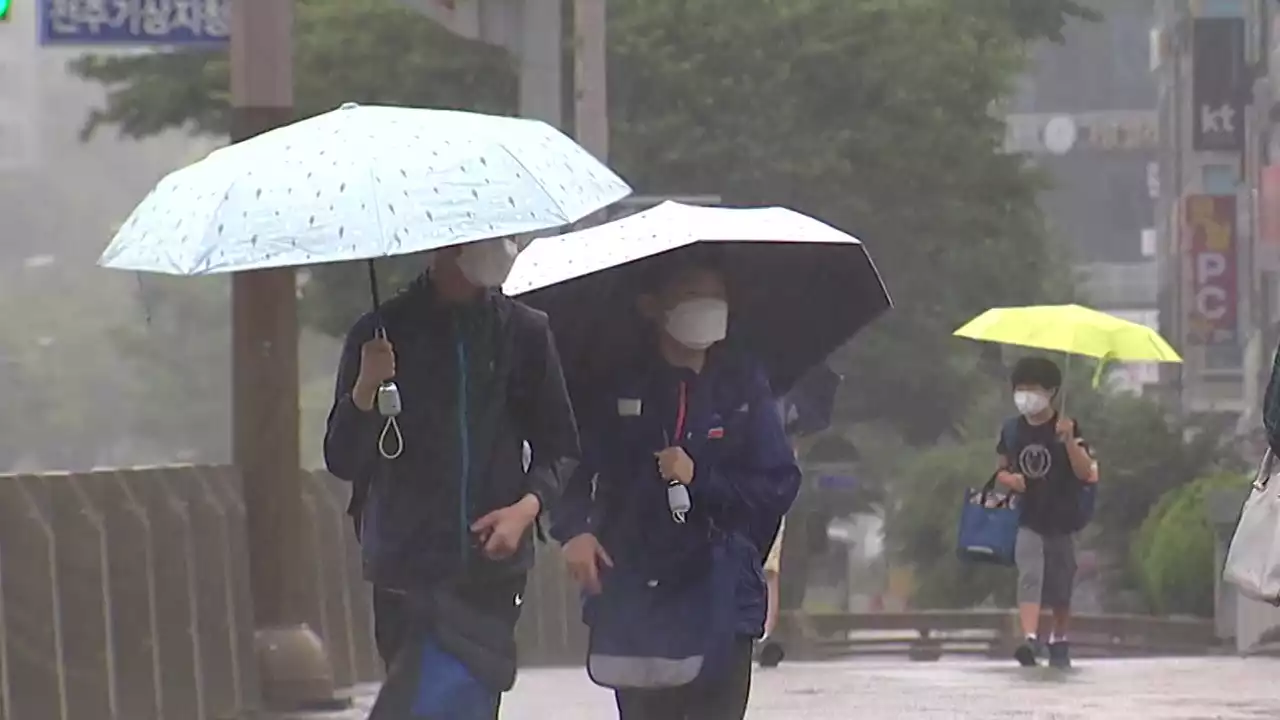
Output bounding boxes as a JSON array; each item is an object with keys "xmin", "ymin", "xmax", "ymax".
[{"xmin": 1018, "ymin": 443, "xmax": 1053, "ymax": 479}]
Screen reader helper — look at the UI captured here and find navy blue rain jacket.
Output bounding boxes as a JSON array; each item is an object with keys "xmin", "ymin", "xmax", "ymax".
[
  {"xmin": 324, "ymin": 278, "xmax": 580, "ymax": 594},
  {"xmin": 551, "ymin": 347, "xmax": 801, "ymax": 637}
]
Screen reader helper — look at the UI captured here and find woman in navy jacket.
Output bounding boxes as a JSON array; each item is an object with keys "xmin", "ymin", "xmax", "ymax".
[{"xmin": 551, "ymin": 252, "xmax": 801, "ymax": 720}]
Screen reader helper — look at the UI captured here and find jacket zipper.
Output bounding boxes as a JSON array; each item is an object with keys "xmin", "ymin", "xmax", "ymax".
[
  {"xmin": 673, "ymin": 381, "xmax": 689, "ymax": 444},
  {"xmin": 456, "ymin": 338, "xmax": 471, "ymax": 568}
]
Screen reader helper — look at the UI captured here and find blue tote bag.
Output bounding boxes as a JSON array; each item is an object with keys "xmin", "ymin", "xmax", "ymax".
[{"xmin": 956, "ymin": 474, "xmax": 1021, "ymax": 566}]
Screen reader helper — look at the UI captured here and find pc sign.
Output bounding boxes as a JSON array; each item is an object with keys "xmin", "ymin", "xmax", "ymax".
[{"xmin": 1185, "ymin": 194, "xmax": 1239, "ymax": 346}]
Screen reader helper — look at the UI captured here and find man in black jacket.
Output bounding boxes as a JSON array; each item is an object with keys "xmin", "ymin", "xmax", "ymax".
[{"xmin": 324, "ymin": 237, "xmax": 580, "ymax": 692}]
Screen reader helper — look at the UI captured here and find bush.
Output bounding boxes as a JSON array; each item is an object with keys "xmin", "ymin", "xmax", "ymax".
[{"xmin": 1131, "ymin": 472, "xmax": 1249, "ymax": 617}]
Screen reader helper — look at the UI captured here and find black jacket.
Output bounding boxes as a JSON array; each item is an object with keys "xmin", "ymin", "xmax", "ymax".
[{"xmin": 324, "ymin": 278, "xmax": 580, "ymax": 592}]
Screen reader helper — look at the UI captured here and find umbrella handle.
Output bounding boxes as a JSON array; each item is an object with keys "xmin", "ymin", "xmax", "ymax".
[{"xmin": 365, "ymin": 258, "xmax": 405, "ymax": 457}]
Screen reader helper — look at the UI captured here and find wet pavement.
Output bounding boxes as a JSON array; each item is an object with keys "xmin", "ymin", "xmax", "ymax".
[{"xmin": 323, "ymin": 657, "xmax": 1280, "ymax": 719}]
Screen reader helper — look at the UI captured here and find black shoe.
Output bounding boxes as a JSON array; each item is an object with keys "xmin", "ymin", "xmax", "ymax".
[
  {"xmin": 1047, "ymin": 641, "xmax": 1071, "ymax": 669},
  {"xmin": 1014, "ymin": 640, "xmax": 1038, "ymax": 667},
  {"xmin": 759, "ymin": 641, "xmax": 785, "ymax": 668}
]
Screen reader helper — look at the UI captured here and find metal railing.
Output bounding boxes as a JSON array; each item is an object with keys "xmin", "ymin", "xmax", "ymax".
[{"xmin": 783, "ymin": 609, "xmax": 1221, "ymax": 662}]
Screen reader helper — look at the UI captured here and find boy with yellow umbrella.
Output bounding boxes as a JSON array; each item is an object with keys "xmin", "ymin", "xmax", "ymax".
[{"xmin": 954, "ymin": 304, "xmax": 1181, "ymax": 669}]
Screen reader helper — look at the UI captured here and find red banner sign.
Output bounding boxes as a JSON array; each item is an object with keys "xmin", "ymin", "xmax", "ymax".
[{"xmin": 1185, "ymin": 194, "xmax": 1238, "ymax": 346}]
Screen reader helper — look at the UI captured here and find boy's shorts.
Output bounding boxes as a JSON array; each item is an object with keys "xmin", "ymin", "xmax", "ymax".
[
  {"xmin": 764, "ymin": 519, "xmax": 785, "ymax": 575},
  {"xmin": 1014, "ymin": 526, "xmax": 1076, "ymax": 608}
]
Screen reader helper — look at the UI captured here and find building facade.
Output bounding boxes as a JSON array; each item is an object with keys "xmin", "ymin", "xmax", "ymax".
[
  {"xmin": 1150, "ymin": 0, "xmax": 1280, "ymax": 651},
  {"xmin": 1151, "ymin": 0, "xmax": 1275, "ymax": 425}
]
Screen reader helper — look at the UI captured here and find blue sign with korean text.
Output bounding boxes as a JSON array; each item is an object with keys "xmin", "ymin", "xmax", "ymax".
[{"xmin": 40, "ymin": 0, "xmax": 230, "ymax": 46}]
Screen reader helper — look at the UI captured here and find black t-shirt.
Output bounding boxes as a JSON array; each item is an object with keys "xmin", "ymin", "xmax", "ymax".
[{"xmin": 996, "ymin": 413, "xmax": 1088, "ymax": 536}]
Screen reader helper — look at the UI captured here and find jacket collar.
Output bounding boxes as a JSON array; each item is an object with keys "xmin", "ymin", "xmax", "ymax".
[
  {"xmin": 640, "ymin": 341, "xmax": 730, "ymax": 387},
  {"xmin": 395, "ymin": 273, "xmax": 508, "ymax": 321}
]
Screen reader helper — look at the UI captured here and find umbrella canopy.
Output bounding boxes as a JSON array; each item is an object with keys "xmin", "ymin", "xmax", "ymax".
[
  {"xmin": 98, "ymin": 103, "xmax": 631, "ymax": 276},
  {"xmin": 505, "ymin": 201, "xmax": 891, "ymax": 395},
  {"xmin": 953, "ymin": 304, "xmax": 1183, "ymax": 363}
]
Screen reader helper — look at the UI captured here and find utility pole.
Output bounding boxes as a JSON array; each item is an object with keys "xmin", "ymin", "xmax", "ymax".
[
  {"xmin": 520, "ymin": 0, "xmax": 564, "ymax": 128},
  {"xmin": 573, "ymin": 0, "xmax": 609, "ymax": 229},
  {"xmin": 573, "ymin": 0, "xmax": 608, "ymax": 162},
  {"xmin": 230, "ymin": 0, "xmax": 338, "ymax": 711}
]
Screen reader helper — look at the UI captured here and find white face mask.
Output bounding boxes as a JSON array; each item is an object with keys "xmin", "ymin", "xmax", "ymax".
[
  {"xmin": 665, "ymin": 298, "xmax": 729, "ymax": 349},
  {"xmin": 1013, "ymin": 390, "xmax": 1050, "ymax": 417},
  {"xmin": 456, "ymin": 238, "xmax": 519, "ymax": 288}
]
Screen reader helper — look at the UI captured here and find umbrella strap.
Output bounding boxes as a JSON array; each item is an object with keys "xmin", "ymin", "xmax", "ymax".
[
  {"xmin": 379, "ymin": 417, "xmax": 404, "ymax": 460},
  {"xmin": 375, "ymin": 369, "xmax": 405, "ymax": 460}
]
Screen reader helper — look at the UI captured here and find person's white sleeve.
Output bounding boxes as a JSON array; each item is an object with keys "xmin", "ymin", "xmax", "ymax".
[{"xmin": 764, "ymin": 518, "xmax": 785, "ymax": 574}]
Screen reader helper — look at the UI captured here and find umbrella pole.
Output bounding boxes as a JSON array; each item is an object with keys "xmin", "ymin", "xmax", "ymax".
[
  {"xmin": 367, "ymin": 259, "xmax": 382, "ymax": 320},
  {"xmin": 1061, "ymin": 352, "xmax": 1071, "ymax": 416}
]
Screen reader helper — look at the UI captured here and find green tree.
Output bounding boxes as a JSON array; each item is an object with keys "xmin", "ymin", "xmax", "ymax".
[{"xmin": 71, "ymin": 0, "xmax": 1094, "ymax": 445}]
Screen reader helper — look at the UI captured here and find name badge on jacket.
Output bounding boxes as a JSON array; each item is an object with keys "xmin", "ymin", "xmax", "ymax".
[{"xmin": 617, "ymin": 398, "xmax": 643, "ymax": 417}]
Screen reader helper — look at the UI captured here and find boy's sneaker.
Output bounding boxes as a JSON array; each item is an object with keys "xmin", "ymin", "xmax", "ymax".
[
  {"xmin": 1047, "ymin": 641, "xmax": 1071, "ymax": 669},
  {"xmin": 1013, "ymin": 639, "xmax": 1039, "ymax": 667}
]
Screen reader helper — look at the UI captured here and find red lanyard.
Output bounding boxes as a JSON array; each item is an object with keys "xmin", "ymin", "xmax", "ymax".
[{"xmin": 672, "ymin": 381, "xmax": 688, "ymax": 445}]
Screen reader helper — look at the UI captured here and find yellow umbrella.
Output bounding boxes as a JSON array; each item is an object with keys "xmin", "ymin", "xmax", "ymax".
[{"xmin": 954, "ymin": 304, "xmax": 1182, "ymax": 364}]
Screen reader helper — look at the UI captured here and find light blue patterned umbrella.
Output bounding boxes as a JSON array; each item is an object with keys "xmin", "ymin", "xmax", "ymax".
[{"xmin": 98, "ymin": 103, "xmax": 631, "ymax": 276}]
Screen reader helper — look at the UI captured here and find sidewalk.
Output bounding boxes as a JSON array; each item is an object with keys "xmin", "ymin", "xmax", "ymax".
[{"xmin": 316, "ymin": 656, "xmax": 1279, "ymax": 719}]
